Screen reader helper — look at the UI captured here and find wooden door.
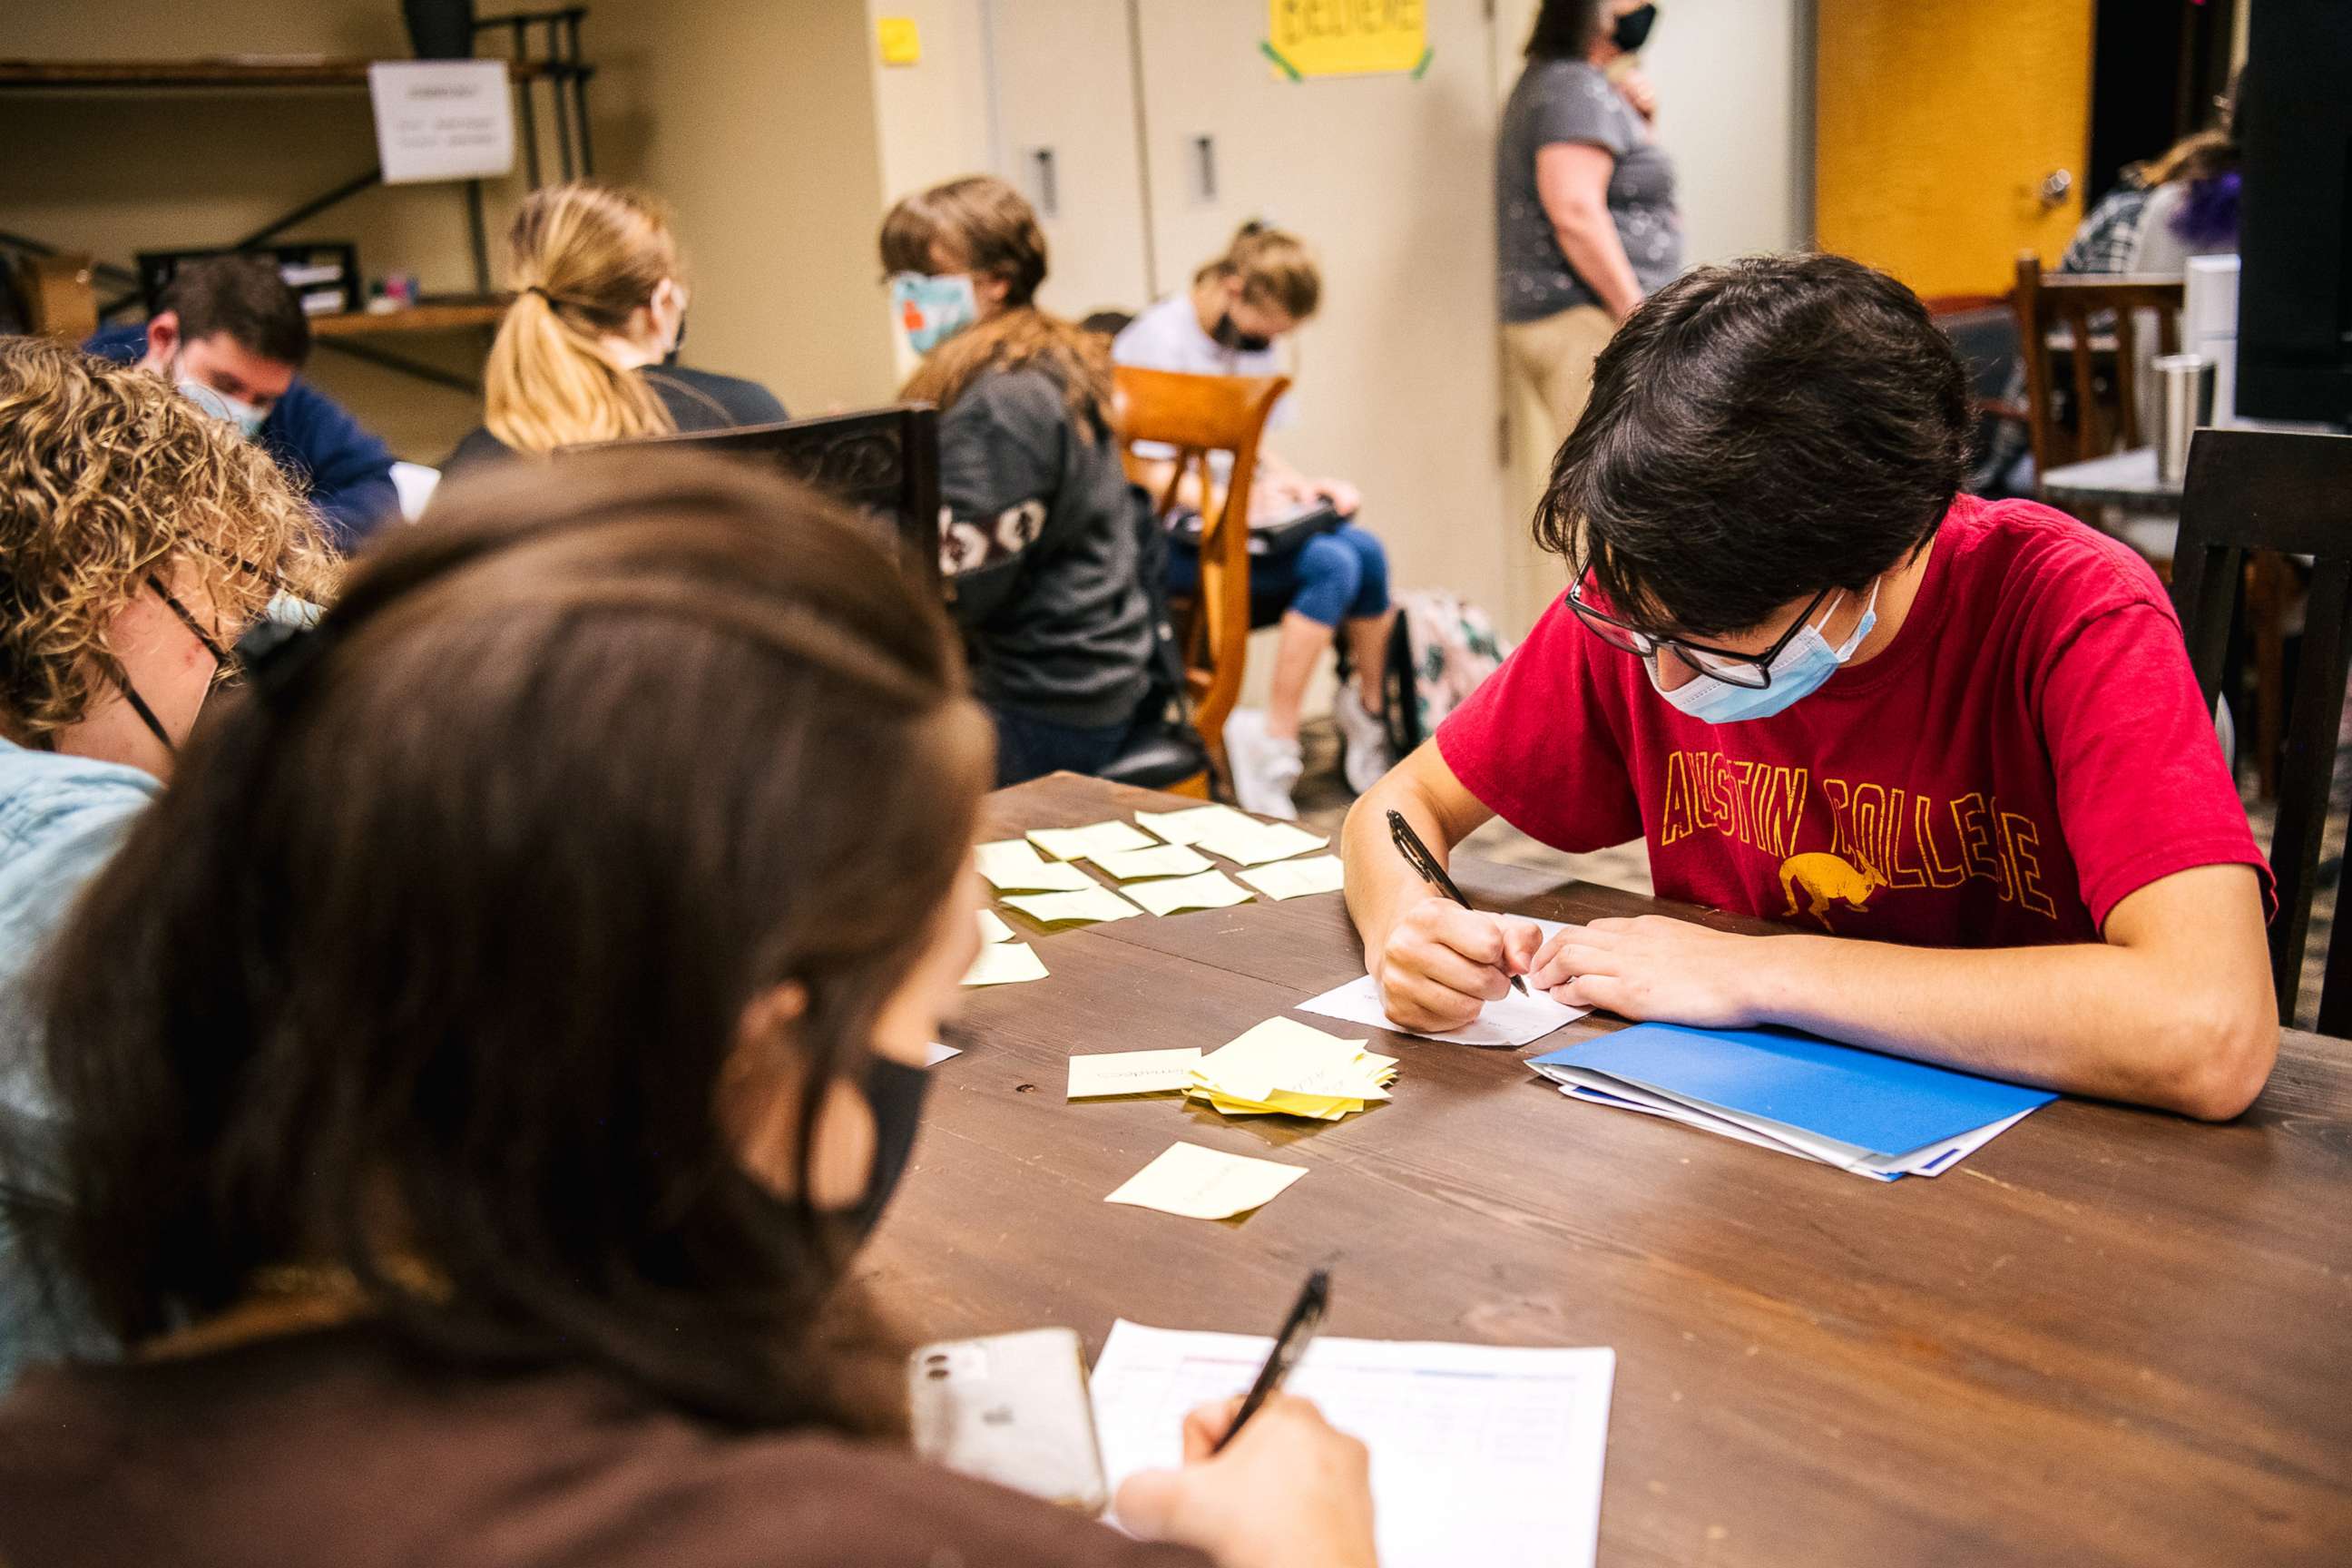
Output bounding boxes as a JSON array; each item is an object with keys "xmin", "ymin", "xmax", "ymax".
[
  {"xmin": 1817, "ymin": 0, "xmax": 2094, "ymax": 298},
  {"xmin": 985, "ymin": 0, "xmax": 1156, "ymax": 318},
  {"xmin": 1127, "ymin": 0, "xmax": 1516, "ymax": 632}
]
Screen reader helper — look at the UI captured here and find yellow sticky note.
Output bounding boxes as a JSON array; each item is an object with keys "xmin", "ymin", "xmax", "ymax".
[
  {"xmin": 877, "ymin": 15, "xmax": 921, "ymax": 66},
  {"xmin": 1029, "ymin": 820, "xmax": 1159, "ymax": 862},
  {"xmin": 1238, "ymin": 854, "xmax": 1347, "ymax": 901},
  {"xmin": 962, "ymin": 941, "xmax": 1048, "ymax": 987},
  {"xmin": 1191, "ymin": 817, "xmax": 1328, "ymax": 867},
  {"xmin": 975, "ymin": 839, "xmax": 1095, "ymax": 892},
  {"xmin": 1104, "ymin": 1141, "xmax": 1307, "ymax": 1220},
  {"xmin": 1122, "ymin": 869, "xmax": 1255, "ymax": 916},
  {"xmin": 1004, "ymin": 886, "xmax": 1144, "ymax": 926},
  {"xmin": 976, "ymin": 908, "xmax": 1015, "ymax": 944},
  {"xmin": 1134, "ymin": 804, "xmax": 1254, "ymax": 847},
  {"xmin": 1068, "ymin": 1047, "xmax": 1202, "ymax": 1099},
  {"xmin": 1089, "ymin": 844, "xmax": 1216, "ymax": 881}
]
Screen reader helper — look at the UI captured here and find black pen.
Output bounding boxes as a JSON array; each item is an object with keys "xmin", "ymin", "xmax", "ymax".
[
  {"xmin": 1213, "ymin": 1268, "xmax": 1331, "ymax": 1455},
  {"xmin": 1387, "ymin": 809, "xmax": 1530, "ymax": 995}
]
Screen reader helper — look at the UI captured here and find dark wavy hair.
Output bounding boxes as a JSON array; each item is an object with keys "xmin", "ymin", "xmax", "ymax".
[
  {"xmin": 1535, "ymin": 253, "xmax": 1973, "ymax": 638},
  {"xmin": 1525, "ymin": 0, "xmax": 1607, "ymax": 59},
  {"xmin": 7, "ymin": 451, "xmax": 990, "ymax": 1426}
]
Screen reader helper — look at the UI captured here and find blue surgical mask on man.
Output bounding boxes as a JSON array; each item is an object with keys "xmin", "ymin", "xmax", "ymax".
[
  {"xmin": 1645, "ymin": 580, "xmax": 1879, "ymax": 724},
  {"xmin": 890, "ymin": 272, "xmax": 980, "ymax": 355},
  {"xmin": 175, "ymin": 372, "xmax": 268, "ymax": 440}
]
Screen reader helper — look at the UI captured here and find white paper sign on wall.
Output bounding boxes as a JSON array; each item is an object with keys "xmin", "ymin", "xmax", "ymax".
[{"xmin": 368, "ymin": 61, "xmax": 516, "ymax": 184}]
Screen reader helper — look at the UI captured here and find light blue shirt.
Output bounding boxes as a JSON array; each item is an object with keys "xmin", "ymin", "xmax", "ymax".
[{"xmin": 0, "ymin": 738, "xmax": 157, "ymax": 1387}]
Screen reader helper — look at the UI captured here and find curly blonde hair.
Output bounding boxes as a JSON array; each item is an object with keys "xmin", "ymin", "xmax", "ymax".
[{"xmin": 0, "ymin": 336, "xmax": 338, "ymax": 742}]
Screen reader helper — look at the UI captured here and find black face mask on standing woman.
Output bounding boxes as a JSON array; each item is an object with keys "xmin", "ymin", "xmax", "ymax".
[{"xmin": 1612, "ymin": 3, "xmax": 1658, "ymax": 54}]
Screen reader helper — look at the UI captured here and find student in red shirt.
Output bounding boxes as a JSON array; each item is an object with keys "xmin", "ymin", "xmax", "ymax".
[{"xmin": 1342, "ymin": 253, "xmax": 2278, "ymax": 1120}]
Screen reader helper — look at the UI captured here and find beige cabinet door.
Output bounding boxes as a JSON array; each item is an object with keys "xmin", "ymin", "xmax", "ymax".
[
  {"xmin": 985, "ymin": 0, "xmax": 1157, "ymax": 319},
  {"xmin": 1128, "ymin": 0, "xmax": 1517, "ymax": 631}
]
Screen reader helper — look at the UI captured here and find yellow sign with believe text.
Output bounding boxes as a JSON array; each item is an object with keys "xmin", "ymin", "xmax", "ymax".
[{"xmin": 1268, "ymin": 0, "xmax": 1428, "ymax": 80}]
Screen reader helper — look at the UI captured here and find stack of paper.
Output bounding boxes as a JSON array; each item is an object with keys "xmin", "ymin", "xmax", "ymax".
[
  {"xmin": 1530, "ymin": 1022, "xmax": 2056, "ymax": 1181},
  {"xmin": 1092, "ymin": 1320, "xmax": 1614, "ymax": 1568},
  {"xmin": 1186, "ymin": 1017, "xmax": 1397, "ymax": 1121}
]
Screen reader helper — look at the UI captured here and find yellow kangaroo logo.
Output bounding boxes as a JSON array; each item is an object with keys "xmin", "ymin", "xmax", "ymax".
[{"xmin": 1778, "ymin": 849, "xmax": 1886, "ymax": 933}]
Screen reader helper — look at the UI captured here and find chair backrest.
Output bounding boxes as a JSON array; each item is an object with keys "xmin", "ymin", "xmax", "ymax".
[
  {"xmin": 2172, "ymin": 426, "xmax": 2352, "ymax": 1033},
  {"xmin": 1111, "ymin": 364, "xmax": 1290, "ymax": 779},
  {"xmin": 14, "ymin": 252, "xmax": 97, "ymax": 343},
  {"xmin": 2011, "ymin": 253, "xmax": 2185, "ymax": 476},
  {"xmin": 563, "ymin": 405, "xmax": 942, "ymax": 590}
]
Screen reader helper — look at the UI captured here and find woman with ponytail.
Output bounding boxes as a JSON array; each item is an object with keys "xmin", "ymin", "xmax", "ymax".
[{"xmin": 445, "ymin": 181, "xmax": 786, "ymax": 470}]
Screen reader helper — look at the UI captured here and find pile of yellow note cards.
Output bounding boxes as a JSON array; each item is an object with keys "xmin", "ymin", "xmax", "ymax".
[{"xmin": 1186, "ymin": 1018, "xmax": 1397, "ymax": 1122}]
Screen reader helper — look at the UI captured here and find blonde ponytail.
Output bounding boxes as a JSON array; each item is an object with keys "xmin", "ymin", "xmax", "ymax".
[{"xmin": 485, "ymin": 182, "xmax": 681, "ymax": 455}]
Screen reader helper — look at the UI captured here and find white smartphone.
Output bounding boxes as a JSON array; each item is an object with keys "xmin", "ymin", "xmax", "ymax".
[{"xmin": 907, "ymin": 1328, "xmax": 1109, "ymax": 1513}]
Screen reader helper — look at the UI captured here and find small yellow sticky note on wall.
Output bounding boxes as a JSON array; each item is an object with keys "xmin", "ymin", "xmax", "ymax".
[{"xmin": 877, "ymin": 16, "xmax": 921, "ymax": 67}]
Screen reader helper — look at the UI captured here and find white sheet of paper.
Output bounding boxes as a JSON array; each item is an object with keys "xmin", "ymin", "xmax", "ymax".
[
  {"xmin": 1003, "ymin": 886, "xmax": 1144, "ymax": 926},
  {"xmin": 1028, "ymin": 820, "xmax": 1159, "ymax": 861},
  {"xmin": 1133, "ymin": 804, "xmax": 1256, "ymax": 847},
  {"xmin": 1190, "ymin": 818, "xmax": 1330, "ymax": 867},
  {"xmin": 1067, "ymin": 1048, "xmax": 1203, "ymax": 1099},
  {"xmin": 960, "ymin": 942, "xmax": 1050, "ymax": 987},
  {"xmin": 1238, "ymin": 854, "xmax": 1347, "ymax": 900},
  {"xmin": 1122, "ymin": 869, "xmax": 1256, "ymax": 916},
  {"xmin": 1103, "ymin": 1142, "xmax": 1306, "ymax": 1220},
  {"xmin": 367, "ymin": 61, "xmax": 516, "ymax": 183},
  {"xmin": 1088, "ymin": 844, "xmax": 1216, "ymax": 881},
  {"xmin": 924, "ymin": 1042, "xmax": 962, "ymax": 1066},
  {"xmin": 975, "ymin": 839, "xmax": 1096, "ymax": 892},
  {"xmin": 1093, "ymin": 1320, "xmax": 1615, "ymax": 1568},
  {"xmin": 1300, "ymin": 973, "xmax": 1587, "ymax": 1049},
  {"xmin": 975, "ymin": 908, "xmax": 1016, "ymax": 944}
]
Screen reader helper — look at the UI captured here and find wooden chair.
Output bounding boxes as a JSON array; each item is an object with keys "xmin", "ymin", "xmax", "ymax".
[
  {"xmin": 2171, "ymin": 427, "xmax": 2352, "ymax": 1033},
  {"xmin": 565, "ymin": 405, "xmax": 942, "ymax": 591},
  {"xmin": 1112, "ymin": 364, "xmax": 1291, "ymax": 789},
  {"xmin": 2011, "ymin": 253, "xmax": 2185, "ymax": 476},
  {"xmin": 13, "ymin": 252, "xmax": 97, "ymax": 343}
]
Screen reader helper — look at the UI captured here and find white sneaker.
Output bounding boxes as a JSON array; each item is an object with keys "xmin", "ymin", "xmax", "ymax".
[
  {"xmin": 1334, "ymin": 691, "xmax": 1393, "ymax": 796},
  {"xmin": 1222, "ymin": 708, "xmax": 1304, "ymax": 820}
]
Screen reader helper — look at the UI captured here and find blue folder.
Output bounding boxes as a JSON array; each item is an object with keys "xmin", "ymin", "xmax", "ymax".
[{"xmin": 1530, "ymin": 1023, "xmax": 2056, "ymax": 1158}]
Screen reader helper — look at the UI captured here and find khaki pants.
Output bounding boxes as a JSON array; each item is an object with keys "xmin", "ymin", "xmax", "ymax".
[{"xmin": 1501, "ymin": 305, "xmax": 1615, "ymax": 635}]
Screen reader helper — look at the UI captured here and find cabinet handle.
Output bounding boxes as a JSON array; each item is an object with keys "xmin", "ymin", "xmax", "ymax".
[
  {"xmin": 1031, "ymin": 147, "xmax": 1059, "ymax": 218},
  {"xmin": 1192, "ymin": 135, "xmax": 1218, "ymax": 203}
]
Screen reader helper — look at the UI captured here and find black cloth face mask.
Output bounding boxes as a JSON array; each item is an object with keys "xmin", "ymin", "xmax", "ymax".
[
  {"xmin": 1212, "ymin": 313, "xmax": 1273, "ymax": 355},
  {"xmin": 1612, "ymin": 3, "xmax": 1658, "ymax": 53},
  {"xmin": 841, "ymin": 1054, "xmax": 931, "ymax": 1239}
]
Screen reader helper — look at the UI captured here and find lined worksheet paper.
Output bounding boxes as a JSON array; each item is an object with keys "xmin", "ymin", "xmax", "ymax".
[{"xmin": 1092, "ymin": 1320, "xmax": 1613, "ymax": 1568}]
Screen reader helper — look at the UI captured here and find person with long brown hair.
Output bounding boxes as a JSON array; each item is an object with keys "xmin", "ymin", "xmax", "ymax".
[
  {"xmin": 881, "ymin": 174, "xmax": 1161, "ymax": 786},
  {"xmin": 444, "ymin": 181, "xmax": 787, "ymax": 470},
  {"xmin": 0, "ymin": 451, "xmax": 1378, "ymax": 1567},
  {"xmin": 0, "ymin": 335, "xmax": 333, "ymax": 1387}
]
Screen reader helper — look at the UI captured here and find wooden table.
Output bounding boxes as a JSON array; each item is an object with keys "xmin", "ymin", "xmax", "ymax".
[{"xmin": 866, "ymin": 775, "xmax": 2352, "ymax": 1566}]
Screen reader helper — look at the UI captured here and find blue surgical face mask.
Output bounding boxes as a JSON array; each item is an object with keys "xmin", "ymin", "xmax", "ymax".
[
  {"xmin": 1645, "ymin": 581, "xmax": 1879, "ymax": 724},
  {"xmin": 890, "ymin": 272, "xmax": 980, "ymax": 355},
  {"xmin": 176, "ymin": 373, "xmax": 267, "ymax": 440}
]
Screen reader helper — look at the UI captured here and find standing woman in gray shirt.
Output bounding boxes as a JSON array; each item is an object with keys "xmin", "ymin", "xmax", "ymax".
[{"xmin": 1496, "ymin": 1, "xmax": 1683, "ymax": 448}]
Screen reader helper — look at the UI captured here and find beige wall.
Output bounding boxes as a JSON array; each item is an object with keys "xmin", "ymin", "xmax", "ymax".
[{"xmin": 593, "ymin": 0, "xmax": 899, "ymax": 416}]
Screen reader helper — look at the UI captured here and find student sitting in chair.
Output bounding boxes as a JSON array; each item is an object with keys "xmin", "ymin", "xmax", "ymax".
[
  {"xmin": 1343, "ymin": 254, "xmax": 2278, "ymax": 1121},
  {"xmin": 882, "ymin": 175, "xmax": 1161, "ymax": 788},
  {"xmin": 443, "ymin": 181, "xmax": 786, "ymax": 472},
  {"xmin": 85, "ymin": 254, "xmax": 398, "ymax": 550},
  {"xmin": 0, "ymin": 453, "xmax": 1376, "ymax": 1568},
  {"xmin": 0, "ymin": 337, "xmax": 333, "ymax": 1389},
  {"xmin": 1114, "ymin": 225, "xmax": 1396, "ymax": 819}
]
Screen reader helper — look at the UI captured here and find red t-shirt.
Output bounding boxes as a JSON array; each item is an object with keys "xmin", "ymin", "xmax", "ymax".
[{"xmin": 1438, "ymin": 496, "xmax": 2271, "ymax": 946}]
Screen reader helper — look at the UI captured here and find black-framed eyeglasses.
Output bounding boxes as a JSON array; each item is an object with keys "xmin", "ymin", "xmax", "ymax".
[{"xmin": 1565, "ymin": 577, "xmax": 1831, "ymax": 691}]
